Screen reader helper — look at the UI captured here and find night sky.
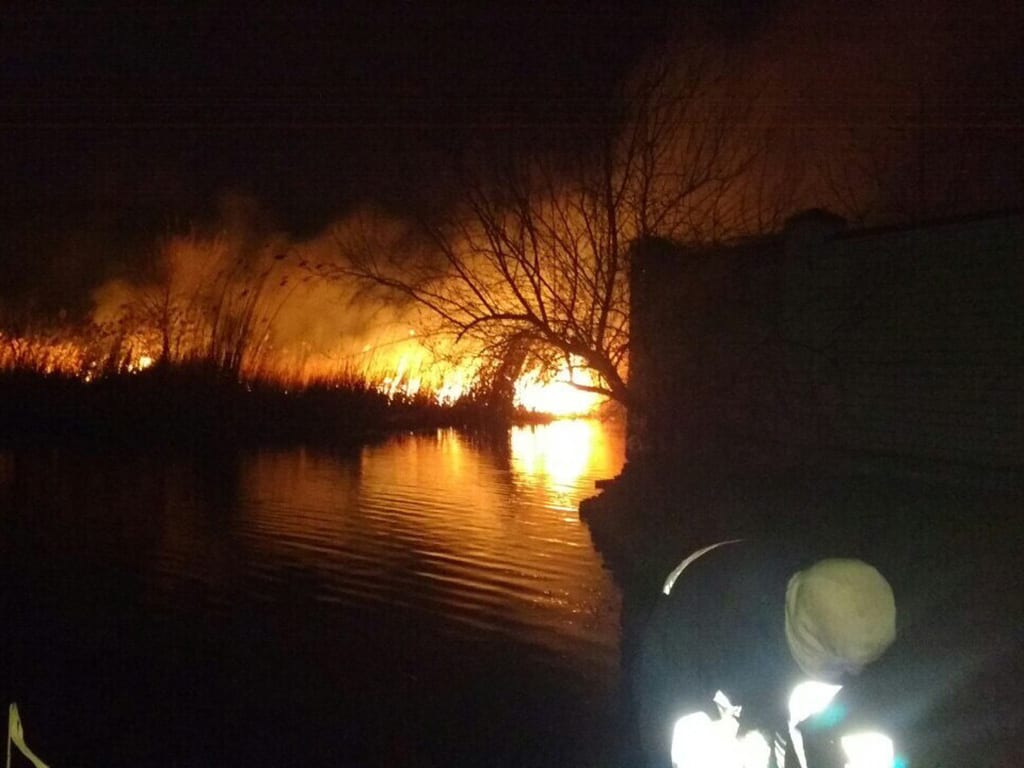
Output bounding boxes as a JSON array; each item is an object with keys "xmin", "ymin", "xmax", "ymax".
[
  {"xmin": 1, "ymin": 1, "xmax": 683, "ymax": 310},
  {"xmin": 2, "ymin": 0, "xmax": 1021, "ymax": 314},
  {"xmin": 2, "ymin": 2, "xmax": 676, "ymax": 230}
]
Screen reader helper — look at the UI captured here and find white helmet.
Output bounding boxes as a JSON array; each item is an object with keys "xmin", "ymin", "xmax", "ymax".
[{"xmin": 785, "ymin": 558, "xmax": 896, "ymax": 680}]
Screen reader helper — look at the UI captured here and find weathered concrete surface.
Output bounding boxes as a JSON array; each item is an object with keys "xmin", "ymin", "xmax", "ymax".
[{"xmin": 628, "ymin": 210, "xmax": 1023, "ymax": 472}]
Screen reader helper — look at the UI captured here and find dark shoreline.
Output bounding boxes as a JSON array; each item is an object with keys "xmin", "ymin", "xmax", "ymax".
[{"xmin": 0, "ymin": 368, "xmax": 557, "ymax": 451}]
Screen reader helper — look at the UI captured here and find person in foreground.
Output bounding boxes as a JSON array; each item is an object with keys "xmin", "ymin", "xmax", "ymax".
[{"xmin": 632, "ymin": 539, "xmax": 897, "ymax": 768}]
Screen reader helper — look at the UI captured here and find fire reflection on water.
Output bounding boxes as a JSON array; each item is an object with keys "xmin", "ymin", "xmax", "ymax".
[
  {"xmin": 0, "ymin": 419, "xmax": 628, "ymax": 765},
  {"xmin": 212, "ymin": 419, "xmax": 625, "ymax": 665},
  {"xmin": 510, "ymin": 419, "xmax": 619, "ymax": 505}
]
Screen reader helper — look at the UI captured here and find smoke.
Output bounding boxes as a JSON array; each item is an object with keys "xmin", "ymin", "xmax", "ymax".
[
  {"xmin": 17, "ymin": 0, "xmax": 1022, "ymax": 387},
  {"xmin": 83, "ymin": 197, "xmax": 469, "ymax": 389}
]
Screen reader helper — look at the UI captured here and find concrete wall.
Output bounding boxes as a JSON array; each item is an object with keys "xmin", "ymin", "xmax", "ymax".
[{"xmin": 628, "ymin": 210, "xmax": 1023, "ymax": 472}]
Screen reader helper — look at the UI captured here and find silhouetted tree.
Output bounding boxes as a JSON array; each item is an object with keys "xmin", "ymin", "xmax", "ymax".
[{"xmin": 325, "ymin": 46, "xmax": 774, "ymax": 406}]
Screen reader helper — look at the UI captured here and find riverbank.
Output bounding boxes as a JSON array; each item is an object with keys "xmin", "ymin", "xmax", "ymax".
[
  {"xmin": 0, "ymin": 368, "xmax": 554, "ymax": 449},
  {"xmin": 580, "ymin": 455, "xmax": 1023, "ymax": 766}
]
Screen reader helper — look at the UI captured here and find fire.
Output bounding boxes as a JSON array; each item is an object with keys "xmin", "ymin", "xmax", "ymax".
[
  {"xmin": 131, "ymin": 355, "xmax": 154, "ymax": 372},
  {"xmin": 0, "ymin": 325, "xmax": 602, "ymax": 421},
  {"xmin": 514, "ymin": 359, "xmax": 606, "ymax": 417},
  {"xmin": 1, "ymin": 324, "xmax": 606, "ymax": 417},
  {"xmin": 0, "ymin": 227, "xmax": 609, "ymax": 417}
]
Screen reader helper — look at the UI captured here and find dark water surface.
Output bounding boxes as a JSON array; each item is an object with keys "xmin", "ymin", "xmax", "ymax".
[{"xmin": 0, "ymin": 421, "xmax": 626, "ymax": 767}]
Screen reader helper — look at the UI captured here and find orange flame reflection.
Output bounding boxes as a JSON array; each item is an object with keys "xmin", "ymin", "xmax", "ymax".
[{"xmin": 510, "ymin": 419, "xmax": 624, "ymax": 500}]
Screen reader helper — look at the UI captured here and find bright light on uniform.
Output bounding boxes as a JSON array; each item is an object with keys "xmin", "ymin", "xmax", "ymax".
[
  {"xmin": 670, "ymin": 707, "xmax": 771, "ymax": 768},
  {"xmin": 841, "ymin": 732, "xmax": 894, "ymax": 768},
  {"xmin": 738, "ymin": 730, "xmax": 770, "ymax": 768},
  {"xmin": 788, "ymin": 680, "xmax": 843, "ymax": 725},
  {"xmin": 788, "ymin": 680, "xmax": 844, "ymax": 768},
  {"xmin": 671, "ymin": 712, "xmax": 719, "ymax": 768},
  {"xmin": 669, "ymin": 682, "xmax": 893, "ymax": 768}
]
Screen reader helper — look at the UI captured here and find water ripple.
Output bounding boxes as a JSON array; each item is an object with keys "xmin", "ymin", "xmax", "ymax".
[{"xmin": 212, "ymin": 422, "xmax": 626, "ymax": 666}]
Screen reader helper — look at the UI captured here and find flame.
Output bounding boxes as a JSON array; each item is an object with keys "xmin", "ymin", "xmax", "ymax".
[
  {"xmin": 0, "ymin": 224, "xmax": 610, "ymax": 416},
  {"xmin": 514, "ymin": 359, "xmax": 606, "ymax": 417},
  {"xmin": 129, "ymin": 355, "xmax": 154, "ymax": 373},
  {"xmin": 0, "ymin": 330, "xmax": 608, "ymax": 417},
  {"xmin": 1, "ymin": 324, "xmax": 607, "ymax": 416}
]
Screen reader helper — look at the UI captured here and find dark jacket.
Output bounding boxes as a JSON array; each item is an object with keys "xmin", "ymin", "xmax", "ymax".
[{"xmin": 632, "ymin": 539, "xmax": 816, "ymax": 767}]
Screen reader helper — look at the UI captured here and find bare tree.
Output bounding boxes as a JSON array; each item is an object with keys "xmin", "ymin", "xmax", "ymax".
[{"xmin": 325, "ymin": 47, "xmax": 766, "ymax": 407}]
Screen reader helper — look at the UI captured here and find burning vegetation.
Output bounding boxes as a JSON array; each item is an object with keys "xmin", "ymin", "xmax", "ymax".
[
  {"xmin": 4, "ymin": 1, "xmax": 1019, "ymax": 439},
  {"xmin": 0, "ymin": 220, "xmax": 609, "ymax": 431}
]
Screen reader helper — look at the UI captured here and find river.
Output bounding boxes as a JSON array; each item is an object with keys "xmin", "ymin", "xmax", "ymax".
[{"xmin": 0, "ymin": 420, "xmax": 627, "ymax": 767}]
